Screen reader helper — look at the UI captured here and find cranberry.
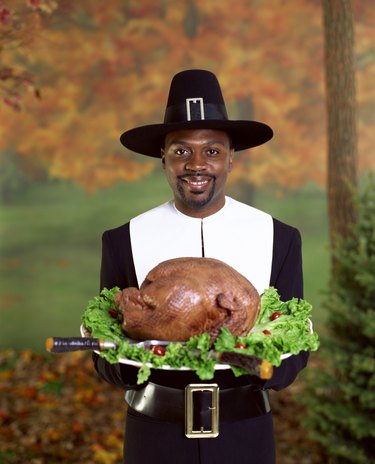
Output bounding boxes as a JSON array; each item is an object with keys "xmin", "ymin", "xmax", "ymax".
[
  {"xmin": 152, "ymin": 345, "xmax": 166, "ymax": 356},
  {"xmin": 108, "ymin": 309, "xmax": 118, "ymax": 318},
  {"xmin": 235, "ymin": 342, "xmax": 246, "ymax": 349}
]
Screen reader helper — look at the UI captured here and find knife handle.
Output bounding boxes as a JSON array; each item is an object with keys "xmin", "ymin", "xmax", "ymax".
[
  {"xmin": 45, "ymin": 337, "xmax": 112, "ymax": 353},
  {"xmin": 219, "ymin": 352, "xmax": 273, "ymax": 379}
]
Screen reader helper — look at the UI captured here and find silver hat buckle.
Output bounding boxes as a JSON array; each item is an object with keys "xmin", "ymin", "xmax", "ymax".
[{"xmin": 186, "ymin": 97, "xmax": 205, "ymax": 121}]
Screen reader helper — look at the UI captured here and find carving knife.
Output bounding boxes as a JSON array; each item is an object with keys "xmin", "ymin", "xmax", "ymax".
[{"xmin": 46, "ymin": 336, "xmax": 273, "ymax": 379}]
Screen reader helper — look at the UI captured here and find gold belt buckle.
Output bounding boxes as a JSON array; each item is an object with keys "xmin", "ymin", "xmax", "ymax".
[{"xmin": 185, "ymin": 383, "xmax": 219, "ymax": 438}]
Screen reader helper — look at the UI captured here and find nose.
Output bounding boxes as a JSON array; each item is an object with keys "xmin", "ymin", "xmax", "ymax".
[{"xmin": 185, "ymin": 150, "xmax": 207, "ymax": 172}]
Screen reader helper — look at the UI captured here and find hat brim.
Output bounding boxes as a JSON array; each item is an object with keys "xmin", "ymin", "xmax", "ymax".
[{"xmin": 120, "ymin": 120, "xmax": 273, "ymax": 158}]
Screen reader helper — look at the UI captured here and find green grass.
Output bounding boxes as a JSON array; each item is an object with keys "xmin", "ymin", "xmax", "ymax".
[
  {"xmin": 0, "ymin": 173, "xmax": 329, "ymax": 351},
  {"xmin": 252, "ymin": 184, "xmax": 330, "ymax": 331}
]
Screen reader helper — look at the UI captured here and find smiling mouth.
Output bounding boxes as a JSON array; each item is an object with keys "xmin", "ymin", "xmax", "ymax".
[{"xmin": 180, "ymin": 176, "xmax": 213, "ymax": 189}]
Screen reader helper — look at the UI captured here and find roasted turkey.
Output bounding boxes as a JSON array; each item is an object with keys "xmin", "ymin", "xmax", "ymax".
[{"xmin": 115, "ymin": 257, "xmax": 260, "ymax": 342}]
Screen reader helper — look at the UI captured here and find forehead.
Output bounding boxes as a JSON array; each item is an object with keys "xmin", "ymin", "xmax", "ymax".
[{"xmin": 164, "ymin": 129, "xmax": 230, "ymax": 146}]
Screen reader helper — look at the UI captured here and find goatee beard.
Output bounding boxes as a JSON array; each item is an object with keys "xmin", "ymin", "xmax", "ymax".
[{"xmin": 176, "ymin": 180, "xmax": 215, "ymax": 211}]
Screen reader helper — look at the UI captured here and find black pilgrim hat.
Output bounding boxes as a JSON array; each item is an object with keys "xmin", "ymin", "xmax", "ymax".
[{"xmin": 120, "ymin": 69, "xmax": 273, "ymax": 158}]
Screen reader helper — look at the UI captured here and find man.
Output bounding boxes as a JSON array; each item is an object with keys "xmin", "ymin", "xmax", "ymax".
[{"xmin": 95, "ymin": 69, "xmax": 308, "ymax": 463}]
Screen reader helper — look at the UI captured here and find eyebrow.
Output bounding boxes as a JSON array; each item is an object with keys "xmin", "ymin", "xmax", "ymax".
[{"xmin": 168, "ymin": 139, "xmax": 227, "ymax": 147}]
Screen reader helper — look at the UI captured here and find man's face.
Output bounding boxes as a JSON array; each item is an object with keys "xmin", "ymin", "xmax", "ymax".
[{"xmin": 161, "ymin": 129, "xmax": 234, "ymax": 218}]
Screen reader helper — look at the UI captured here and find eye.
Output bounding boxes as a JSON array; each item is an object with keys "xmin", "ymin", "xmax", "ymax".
[
  {"xmin": 175, "ymin": 148, "xmax": 190, "ymax": 156},
  {"xmin": 207, "ymin": 148, "xmax": 220, "ymax": 156}
]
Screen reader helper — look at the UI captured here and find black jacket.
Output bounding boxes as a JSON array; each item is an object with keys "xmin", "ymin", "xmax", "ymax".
[
  {"xmin": 95, "ymin": 217, "xmax": 308, "ymax": 390},
  {"xmin": 93, "ymin": 216, "xmax": 309, "ymax": 463}
]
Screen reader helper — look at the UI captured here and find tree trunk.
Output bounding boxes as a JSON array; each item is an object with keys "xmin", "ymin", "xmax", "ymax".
[{"xmin": 323, "ymin": 0, "xmax": 358, "ymax": 258}]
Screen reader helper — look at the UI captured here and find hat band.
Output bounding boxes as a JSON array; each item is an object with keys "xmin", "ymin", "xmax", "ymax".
[{"xmin": 164, "ymin": 102, "xmax": 228, "ymax": 123}]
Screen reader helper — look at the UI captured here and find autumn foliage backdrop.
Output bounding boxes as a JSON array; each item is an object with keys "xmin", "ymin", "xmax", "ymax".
[{"xmin": 0, "ymin": 0, "xmax": 374, "ymax": 193}]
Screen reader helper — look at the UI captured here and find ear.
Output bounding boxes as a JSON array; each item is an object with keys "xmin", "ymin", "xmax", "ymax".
[
  {"xmin": 161, "ymin": 149, "xmax": 166, "ymax": 168},
  {"xmin": 228, "ymin": 148, "xmax": 234, "ymax": 172}
]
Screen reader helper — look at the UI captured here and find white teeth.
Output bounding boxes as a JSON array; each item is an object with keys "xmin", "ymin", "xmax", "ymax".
[
  {"xmin": 188, "ymin": 180, "xmax": 208, "ymax": 185},
  {"xmin": 183, "ymin": 177, "xmax": 210, "ymax": 186}
]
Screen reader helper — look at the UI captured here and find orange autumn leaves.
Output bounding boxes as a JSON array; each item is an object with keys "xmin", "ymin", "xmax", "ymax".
[
  {"xmin": 0, "ymin": 349, "xmax": 124, "ymax": 463},
  {"xmin": 0, "ymin": 0, "xmax": 374, "ymax": 192}
]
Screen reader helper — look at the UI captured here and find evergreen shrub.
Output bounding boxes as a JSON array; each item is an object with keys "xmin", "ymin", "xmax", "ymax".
[{"xmin": 303, "ymin": 174, "xmax": 375, "ymax": 463}]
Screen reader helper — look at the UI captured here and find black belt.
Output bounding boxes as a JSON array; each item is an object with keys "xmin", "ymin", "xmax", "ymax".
[{"xmin": 125, "ymin": 382, "xmax": 271, "ymax": 438}]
